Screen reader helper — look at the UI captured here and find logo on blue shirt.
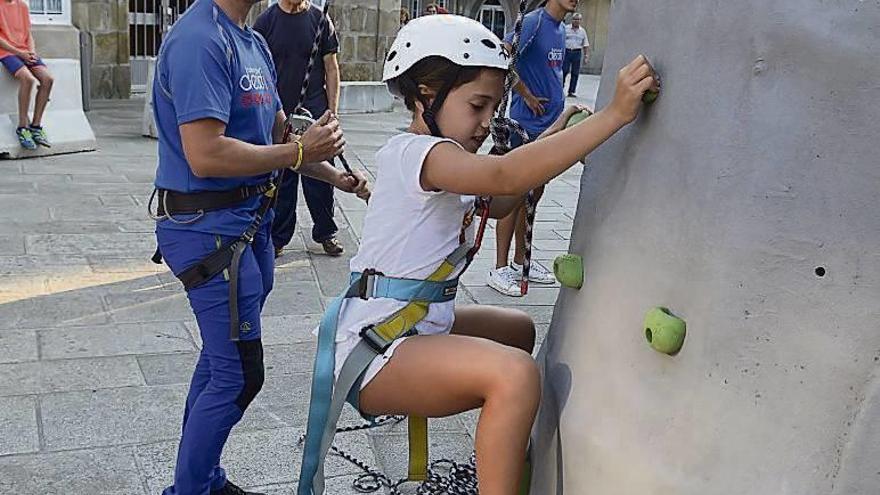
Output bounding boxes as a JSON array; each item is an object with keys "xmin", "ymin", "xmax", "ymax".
[
  {"xmin": 548, "ymin": 48, "xmax": 564, "ymax": 68},
  {"xmin": 239, "ymin": 67, "xmax": 275, "ymax": 108},
  {"xmin": 239, "ymin": 67, "xmax": 269, "ymax": 91}
]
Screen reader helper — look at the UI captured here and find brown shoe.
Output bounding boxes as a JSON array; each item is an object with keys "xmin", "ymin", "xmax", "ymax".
[{"xmin": 321, "ymin": 237, "xmax": 344, "ymax": 256}]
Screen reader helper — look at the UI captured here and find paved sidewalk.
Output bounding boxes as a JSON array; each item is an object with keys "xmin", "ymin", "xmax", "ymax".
[{"xmin": 0, "ymin": 77, "xmax": 598, "ymax": 494}]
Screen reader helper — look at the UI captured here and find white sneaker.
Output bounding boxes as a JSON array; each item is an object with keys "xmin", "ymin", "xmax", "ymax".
[
  {"xmin": 510, "ymin": 260, "xmax": 557, "ymax": 284},
  {"xmin": 487, "ymin": 266, "xmax": 523, "ymax": 297}
]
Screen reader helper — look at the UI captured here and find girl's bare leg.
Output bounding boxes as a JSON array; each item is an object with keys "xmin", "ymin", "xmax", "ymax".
[
  {"xmin": 451, "ymin": 304, "xmax": 535, "ymax": 353},
  {"xmin": 358, "ymin": 334, "xmax": 540, "ymax": 495}
]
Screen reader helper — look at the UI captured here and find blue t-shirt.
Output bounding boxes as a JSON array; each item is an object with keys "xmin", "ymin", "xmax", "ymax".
[
  {"xmin": 153, "ymin": 0, "xmax": 283, "ymax": 236},
  {"xmin": 504, "ymin": 8, "xmax": 565, "ymax": 138}
]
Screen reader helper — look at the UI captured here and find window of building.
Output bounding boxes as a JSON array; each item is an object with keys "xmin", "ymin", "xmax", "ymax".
[
  {"xmin": 403, "ymin": 0, "xmax": 447, "ymax": 20},
  {"xmin": 28, "ymin": 0, "xmax": 72, "ymax": 25},
  {"xmin": 479, "ymin": 0, "xmax": 505, "ymax": 40}
]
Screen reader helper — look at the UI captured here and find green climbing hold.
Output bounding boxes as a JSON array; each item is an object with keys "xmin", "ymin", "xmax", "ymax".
[
  {"xmin": 565, "ymin": 108, "xmax": 593, "ymax": 128},
  {"xmin": 553, "ymin": 254, "xmax": 583, "ymax": 289},
  {"xmin": 644, "ymin": 307, "xmax": 686, "ymax": 355},
  {"xmin": 642, "ymin": 89, "xmax": 660, "ymax": 104}
]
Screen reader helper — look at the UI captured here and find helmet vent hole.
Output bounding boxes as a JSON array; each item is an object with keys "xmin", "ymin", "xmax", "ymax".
[
  {"xmin": 405, "ymin": 42, "xmax": 411, "ymax": 48},
  {"xmin": 387, "ymin": 50, "xmax": 397, "ymax": 61},
  {"xmin": 481, "ymin": 39, "xmax": 497, "ymax": 49},
  {"xmin": 395, "ymin": 65, "xmax": 399, "ymax": 71},
  {"xmin": 464, "ymin": 38, "xmax": 471, "ymax": 43},
  {"xmin": 463, "ymin": 53, "xmax": 470, "ymax": 59}
]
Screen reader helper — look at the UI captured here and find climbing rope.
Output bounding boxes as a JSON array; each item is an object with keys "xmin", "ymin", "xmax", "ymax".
[
  {"xmin": 488, "ymin": 0, "xmax": 537, "ymax": 295},
  {"xmin": 287, "ymin": 0, "xmax": 355, "ymax": 175},
  {"xmin": 295, "ymin": 1, "xmax": 331, "ymax": 115}
]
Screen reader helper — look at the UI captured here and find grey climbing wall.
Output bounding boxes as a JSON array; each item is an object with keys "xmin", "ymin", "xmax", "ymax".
[{"xmin": 531, "ymin": 1, "xmax": 880, "ymax": 493}]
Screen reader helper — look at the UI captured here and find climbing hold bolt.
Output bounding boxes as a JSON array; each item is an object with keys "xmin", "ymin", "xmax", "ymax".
[
  {"xmin": 553, "ymin": 254, "xmax": 583, "ymax": 289},
  {"xmin": 644, "ymin": 307, "xmax": 686, "ymax": 355}
]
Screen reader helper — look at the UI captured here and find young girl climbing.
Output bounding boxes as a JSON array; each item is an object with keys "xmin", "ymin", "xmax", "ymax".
[{"xmin": 298, "ymin": 14, "xmax": 659, "ymax": 495}]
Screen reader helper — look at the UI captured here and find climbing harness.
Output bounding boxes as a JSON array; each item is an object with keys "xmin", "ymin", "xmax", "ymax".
[
  {"xmin": 297, "ymin": 241, "xmax": 476, "ymax": 495},
  {"xmin": 148, "ymin": 180, "xmax": 278, "ymax": 341},
  {"xmin": 296, "ymin": 12, "xmax": 530, "ymax": 495}
]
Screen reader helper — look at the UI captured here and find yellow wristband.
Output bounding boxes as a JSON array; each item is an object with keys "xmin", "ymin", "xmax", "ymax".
[{"xmin": 292, "ymin": 139, "xmax": 304, "ymax": 171}]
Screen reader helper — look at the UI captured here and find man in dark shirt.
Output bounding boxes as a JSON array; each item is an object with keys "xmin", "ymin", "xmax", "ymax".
[{"xmin": 254, "ymin": 0, "xmax": 344, "ymax": 257}]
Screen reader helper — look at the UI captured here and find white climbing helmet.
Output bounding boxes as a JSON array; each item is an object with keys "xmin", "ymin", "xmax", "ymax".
[{"xmin": 382, "ymin": 14, "xmax": 510, "ymax": 98}]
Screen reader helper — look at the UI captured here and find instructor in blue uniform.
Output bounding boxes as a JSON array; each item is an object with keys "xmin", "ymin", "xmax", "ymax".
[{"xmin": 151, "ymin": 0, "xmax": 367, "ymax": 493}]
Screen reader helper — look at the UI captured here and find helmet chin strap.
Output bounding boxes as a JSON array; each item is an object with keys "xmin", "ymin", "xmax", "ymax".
[{"xmin": 404, "ymin": 68, "xmax": 463, "ymax": 138}]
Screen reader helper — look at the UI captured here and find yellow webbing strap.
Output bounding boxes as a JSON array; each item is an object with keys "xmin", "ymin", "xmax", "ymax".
[
  {"xmin": 372, "ymin": 258, "xmax": 458, "ymax": 482},
  {"xmin": 372, "ymin": 259, "xmax": 458, "ymax": 342},
  {"xmin": 408, "ymin": 415, "xmax": 429, "ymax": 481}
]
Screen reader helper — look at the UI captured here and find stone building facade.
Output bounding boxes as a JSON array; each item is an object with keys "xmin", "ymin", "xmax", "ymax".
[
  {"xmin": 73, "ymin": 0, "xmax": 130, "ymax": 98},
  {"xmin": 28, "ymin": 0, "xmax": 607, "ymax": 99},
  {"xmin": 328, "ymin": 0, "xmax": 401, "ymax": 81}
]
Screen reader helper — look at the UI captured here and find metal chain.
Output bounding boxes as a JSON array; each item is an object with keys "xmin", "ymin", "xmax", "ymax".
[{"xmin": 297, "ymin": 416, "xmax": 480, "ymax": 494}]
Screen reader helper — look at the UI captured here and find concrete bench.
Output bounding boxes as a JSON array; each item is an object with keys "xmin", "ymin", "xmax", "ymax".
[
  {"xmin": 142, "ymin": 58, "xmax": 394, "ymax": 138},
  {"xmin": 337, "ymin": 81, "xmax": 394, "ymax": 115},
  {"xmin": 0, "ymin": 58, "xmax": 96, "ymax": 159}
]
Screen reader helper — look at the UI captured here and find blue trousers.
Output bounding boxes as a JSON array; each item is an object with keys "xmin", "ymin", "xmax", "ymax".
[
  {"xmin": 157, "ymin": 220, "xmax": 274, "ymax": 495},
  {"xmin": 562, "ymin": 49, "xmax": 583, "ymax": 95},
  {"xmin": 272, "ymin": 163, "xmax": 338, "ymax": 249}
]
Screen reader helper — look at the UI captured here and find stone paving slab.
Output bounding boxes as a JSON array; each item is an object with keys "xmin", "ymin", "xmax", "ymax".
[
  {"xmin": 261, "ymin": 281, "xmax": 327, "ymax": 317},
  {"xmin": 0, "ymin": 235, "xmax": 26, "ymax": 254},
  {"xmin": 0, "ymin": 396, "xmax": 39, "ymax": 455},
  {"xmin": 0, "ymin": 328, "xmax": 38, "ymax": 364},
  {"xmin": 20, "ymin": 159, "xmax": 113, "ymax": 176},
  {"xmin": 136, "ymin": 352, "xmax": 199, "ymax": 386},
  {"xmin": 103, "ymin": 290, "xmax": 196, "ymax": 324},
  {"xmin": 25, "ymin": 233, "xmax": 157, "ymax": 257},
  {"xmin": 0, "ymin": 355, "xmax": 145, "ymax": 396},
  {"xmin": 0, "ymin": 446, "xmax": 147, "ymax": 494},
  {"xmin": 0, "ymin": 290, "xmax": 111, "ymax": 330},
  {"xmin": 39, "ymin": 385, "xmax": 190, "ymax": 451},
  {"xmin": 135, "ymin": 428, "xmax": 377, "ymax": 493},
  {"xmin": 39, "ymin": 322, "xmax": 195, "ymax": 360}
]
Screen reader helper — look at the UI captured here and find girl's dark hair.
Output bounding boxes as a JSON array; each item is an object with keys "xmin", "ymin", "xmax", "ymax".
[{"xmin": 396, "ymin": 56, "xmax": 486, "ymax": 112}]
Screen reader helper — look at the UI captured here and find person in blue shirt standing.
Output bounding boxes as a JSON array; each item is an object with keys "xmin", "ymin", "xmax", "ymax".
[
  {"xmin": 151, "ymin": 0, "xmax": 368, "ymax": 493},
  {"xmin": 254, "ymin": 0, "xmax": 346, "ymax": 258},
  {"xmin": 487, "ymin": 0, "xmax": 578, "ymax": 296}
]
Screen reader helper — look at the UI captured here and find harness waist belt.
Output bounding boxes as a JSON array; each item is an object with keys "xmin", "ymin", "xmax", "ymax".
[
  {"xmin": 348, "ymin": 271, "xmax": 458, "ymax": 302},
  {"xmin": 156, "ymin": 181, "xmax": 274, "ymax": 216}
]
